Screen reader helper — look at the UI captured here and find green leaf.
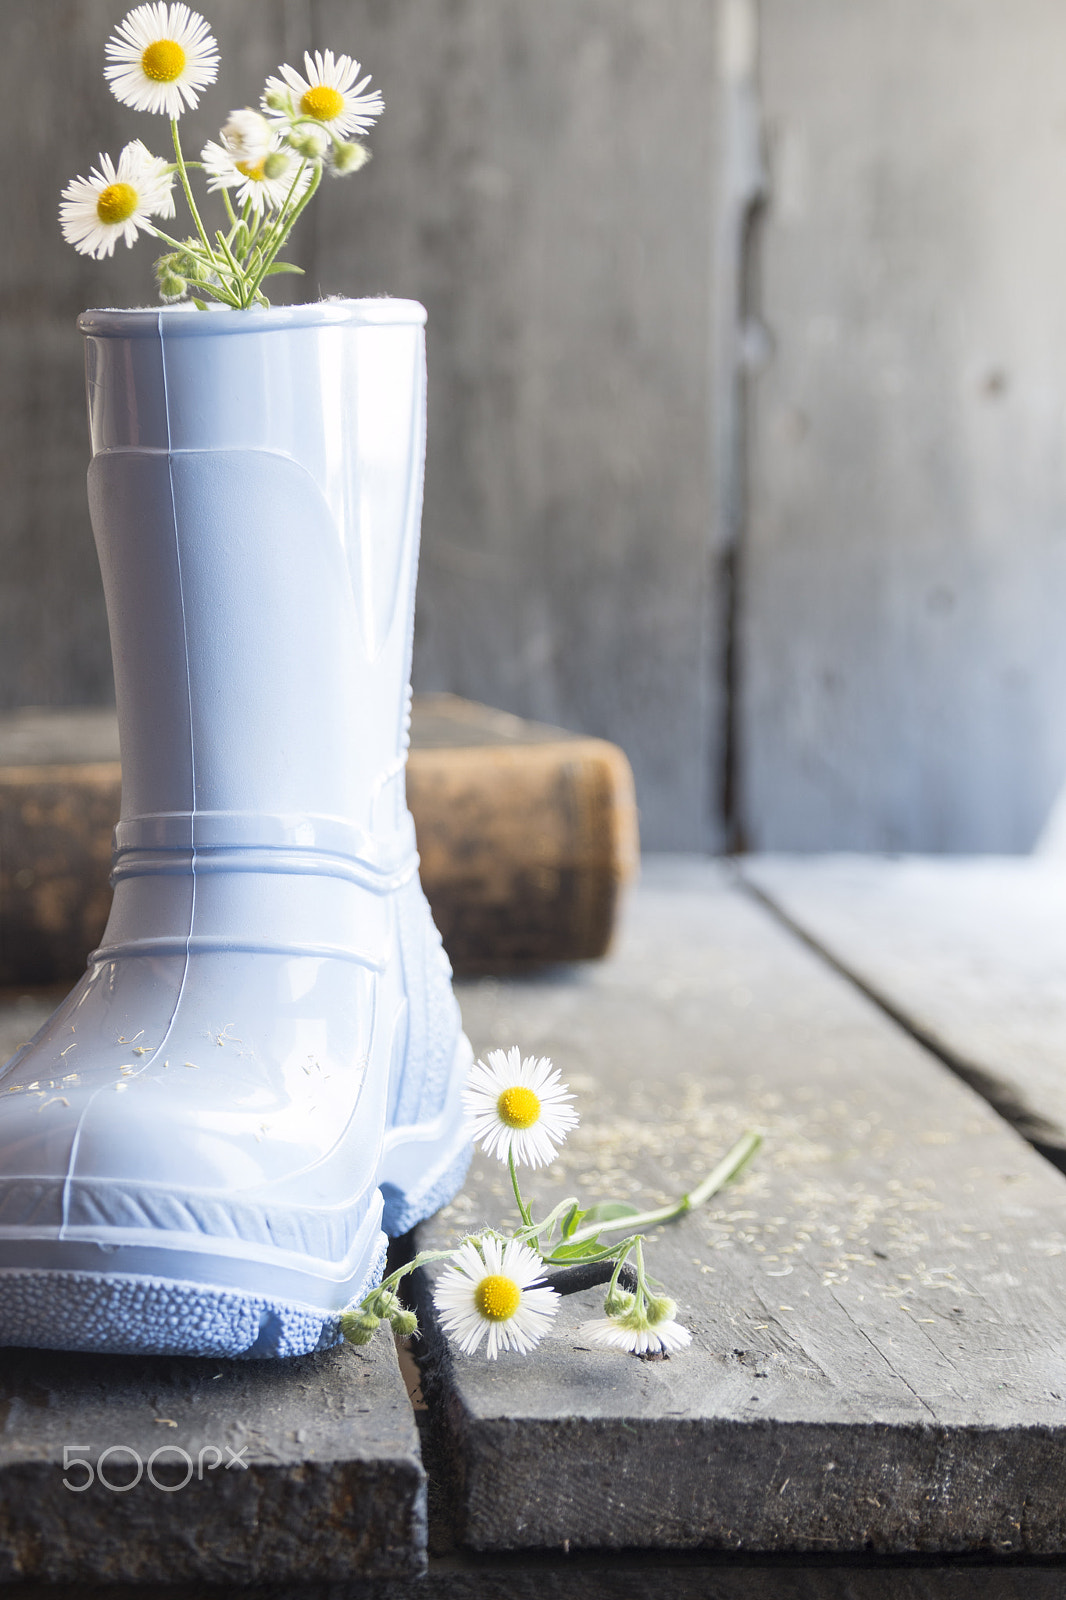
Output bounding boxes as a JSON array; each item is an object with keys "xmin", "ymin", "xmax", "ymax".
[
  {"xmin": 264, "ymin": 261, "xmax": 305, "ymax": 276},
  {"xmin": 561, "ymin": 1204, "xmax": 586, "ymax": 1239},
  {"xmin": 580, "ymin": 1202, "xmax": 641, "ymax": 1225},
  {"xmin": 546, "ymin": 1237, "xmax": 606, "ymax": 1262}
]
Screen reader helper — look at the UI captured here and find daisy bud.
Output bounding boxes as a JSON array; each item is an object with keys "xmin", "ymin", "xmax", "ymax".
[
  {"xmin": 262, "ymin": 151, "xmax": 291, "ymax": 180},
  {"xmin": 604, "ymin": 1287, "xmax": 635, "ymax": 1318},
  {"xmin": 166, "ymin": 244, "xmax": 199, "ymax": 277},
  {"xmin": 365, "ymin": 1286, "xmax": 401, "ymax": 1317},
  {"xmin": 331, "ymin": 140, "xmax": 370, "ymax": 176},
  {"xmin": 263, "ymin": 84, "xmax": 293, "ymax": 113},
  {"xmin": 647, "ymin": 1295, "xmax": 678, "ymax": 1326},
  {"xmin": 288, "ymin": 126, "xmax": 329, "ymax": 159},
  {"xmin": 390, "ymin": 1307, "xmax": 419, "ymax": 1338},
  {"xmin": 365, "ymin": 1287, "xmax": 418, "ymax": 1336},
  {"xmin": 158, "ymin": 273, "xmax": 187, "ymax": 303},
  {"xmin": 340, "ymin": 1308, "xmax": 380, "ymax": 1346}
]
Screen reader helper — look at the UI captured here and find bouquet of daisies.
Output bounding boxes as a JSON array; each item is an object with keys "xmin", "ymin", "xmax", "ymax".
[{"xmin": 59, "ymin": 2, "xmax": 382, "ymax": 309}]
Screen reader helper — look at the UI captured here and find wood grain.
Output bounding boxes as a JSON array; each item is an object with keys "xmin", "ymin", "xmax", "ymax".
[
  {"xmin": 743, "ymin": 854, "xmax": 1066, "ymax": 1164},
  {"xmin": 314, "ymin": 0, "xmax": 726, "ymax": 852},
  {"xmin": 410, "ymin": 734, "xmax": 638, "ymax": 973},
  {"xmin": 0, "ymin": 1340, "xmax": 424, "ymax": 1585},
  {"xmin": 0, "ymin": 698, "xmax": 637, "ymax": 982},
  {"xmin": 415, "ymin": 858, "xmax": 1066, "ymax": 1553},
  {"xmin": 744, "ymin": 0, "xmax": 1066, "ymax": 850}
]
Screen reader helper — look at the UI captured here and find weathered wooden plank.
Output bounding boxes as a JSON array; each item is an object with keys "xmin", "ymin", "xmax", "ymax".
[
  {"xmin": 415, "ymin": 858, "xmax": 1066, "ymax": 1554},
  {"xmin": 0, "ymin": 1338, "xmax": 425, "ymax": 1585},
  {"xmin": 400, "ymin": 1552, "xmax": 1066, "ymax": 1600},
  {"xmin": 6, "ymin": 1553, "xmax": 1066, "ymax": 1600},
  {"xmin": 314, "ymin": 0, "xmax": 726, "ymax": 850},
  {"xmin": 745, "ymin": 0, "xmax": 1066, "ymax": 850},
  {"xmin": 742, "ymin": 854, "xmax": 1066, "ymax": 1164},
  {"xmin": 0, "ymin": 698, "xmax": 637, "ymax": 981},
  {"xmin": 409, "ymin": 699, "xmax": 638, "ymax": 972}
]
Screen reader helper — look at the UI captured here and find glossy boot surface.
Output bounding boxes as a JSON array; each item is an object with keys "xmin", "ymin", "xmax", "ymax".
[{"xmin": 0, "ymin": 301, "xmax": 471, "ymax": 1357}]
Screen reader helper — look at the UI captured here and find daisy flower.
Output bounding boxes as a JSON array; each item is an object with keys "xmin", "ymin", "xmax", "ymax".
[
  {"xmin": 201, "ymin": 133, "xmax": 311, "ymax": 214},
  {"xmin": 60, "ymin": 140, "xmax": 176, "ymax": 260},
  {"xmin": 105, "ymin": 3, "xmax": 219, "ymax": 118},
  {"xmin": 432, "ymin": 1236, "xmax": 559, "ymax": 1359},
  {"xmin": 263, "ymin": 50, "xmax": 383, "ymax": 139},
  {"xmin": 463, "ymin": 1047, "xmax": 578, "ymax": 1169},
  {"xmin": 579, "ymin": 1294, "xmax": 692, "ymax": 1357},
  {"xmin": 218, "ymin": 108, "xmax": 274, "ymax": 168}
]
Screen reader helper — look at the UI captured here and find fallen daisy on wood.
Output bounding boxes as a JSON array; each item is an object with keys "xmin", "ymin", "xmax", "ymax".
[{"xmin": 340, "ymin": 1049, "xmax": 761, "ymax": 1362}]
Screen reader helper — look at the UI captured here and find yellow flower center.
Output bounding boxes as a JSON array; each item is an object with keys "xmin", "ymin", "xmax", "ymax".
[
  {"xmin": 474, "ymin": 1275, "xmax": 522, "ymax": 1322},
  {"xmin": 497, "ymin": 1086, "xmax": 541, "ymax": 1130},
  {"xmin": 236, "ymin": 159, "xmax": 266, "ymax": 182},
  {"xmin": 300, "ymin": 84, "xmax": 345, "ymax": 121},
  {"xmin": 141, "ymin": 39, "xmax": 187, "ymax": 83},
  {"xmin": 96, "ymin": 182, "xmax": 139, "ymax": 225}
]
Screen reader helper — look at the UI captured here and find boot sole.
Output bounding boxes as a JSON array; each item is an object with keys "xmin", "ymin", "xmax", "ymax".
[
  {"xmin": 0, "ymin": 1232, "xmax": 390, "ymax": 1358},
  {"xmin": 378, "ymin": 1031, "xmax": 474, "ymax": 1234},
  {"xmin": 0, "ymin": 1043, "xmax": 473, "ymax": 1358}
]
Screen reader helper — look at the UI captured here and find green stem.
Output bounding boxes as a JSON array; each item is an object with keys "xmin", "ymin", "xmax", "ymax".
[
  {"xmin": 240, "ymin": 174, "xmax": 302, "ymax": 298},
  {"xmin": 375, "ymin": 1247, "xmax": 459, "ymax": 1296},
  {"xmin": 144, "ymin": 223, "xmax": 197, "ymax": 253},
  {"xmin": 215, "ymin": 228, "xmax": 246, "ymax": 283},
  {"xmin": 633, "ymin": 1237, "xmax": 649, "ymax": 1312},
  {"xmin": 170, "ymin": 118, "xmax": 216, "ymax": 268},
  {"xmin": 512, "ymin": 1196, "xmax": 581, "ymax": 1248},
  {"xmin": 179, "ymin": 279, "xmax": 241, "ymax": 308},
  {"xmin": 562, "ymin": 1130, "xmax": 762, "ymax": 1248},
  {"xmin": 606, "ymin": 1247, "xmax": 632, "ymax": 1299},
  {"xmin": 508, "ymin": 1147, "xmax": 532, "ymax": 1228},
  {"xmin": 145, "ymin": 230, "xmax": 241, "ymax": 307},
  {"xmin": 242, "ymin": 160, "xmax": 322, "ymax": 305},
  {"xmin": 237, "ymin": 203, "xmax": 261, "ymax": 274},
  {"xmin": 686, "ymin": 1129, "xmax": 762, "ymax": 1206},
  {"xmin": 543, "ymin": 1233, "xmax": 644, "ymax": 1268}
]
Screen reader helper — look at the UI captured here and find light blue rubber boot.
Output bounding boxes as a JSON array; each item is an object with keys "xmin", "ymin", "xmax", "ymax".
[{"xmin": 0, "ymin": 300, "xmax": 472, "ymax": 1357}]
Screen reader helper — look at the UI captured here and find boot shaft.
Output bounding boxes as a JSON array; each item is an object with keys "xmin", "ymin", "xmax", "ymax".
[{"xmin": 81, "ymin": 300, "xmax": 427, "ymax": 841}]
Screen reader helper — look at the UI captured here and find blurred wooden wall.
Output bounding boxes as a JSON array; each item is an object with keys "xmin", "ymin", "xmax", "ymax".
[
  {"xmin": 4, "ymin": 0, "xmax": 1066, "ymax": 852},
  {"xmin": 0, "ymin": 0, "xmax": 728, "ymax": 852},
  {"xmin": 743, "ymin": 0, "xmax": 1066, "ymax": 851}
]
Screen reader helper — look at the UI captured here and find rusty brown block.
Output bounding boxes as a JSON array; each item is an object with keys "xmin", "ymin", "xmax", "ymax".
[{"xmin": 0, "ymin": 696, "xmax": 638, "ymax": 984}]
